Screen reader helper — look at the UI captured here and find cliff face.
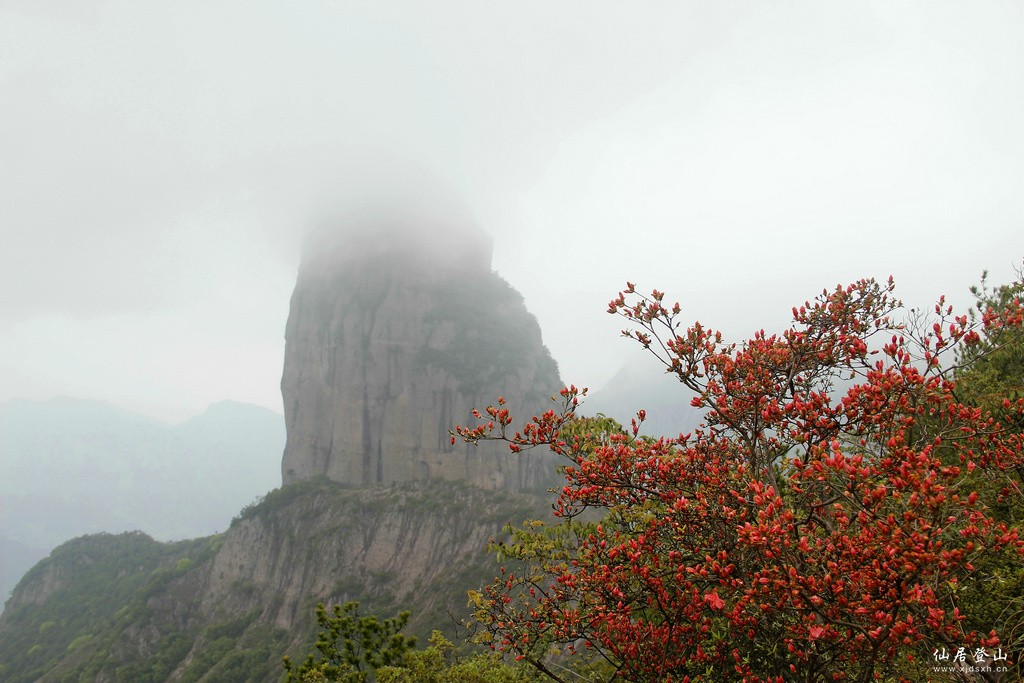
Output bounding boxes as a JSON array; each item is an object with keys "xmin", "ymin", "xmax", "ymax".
[
  {"xmin": 280, "ymin": 219, "xmax": 561, "ymax": 491},
  {"xmin": 0, "ymin": 480, "xmax": 549, "ymax": 682}
]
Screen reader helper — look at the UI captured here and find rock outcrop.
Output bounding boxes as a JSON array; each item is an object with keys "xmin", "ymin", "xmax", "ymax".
[
  {"xmin": 0, "ymin": 480, "xmax": 549, "ymax": 682},
  {"xmin": 281, "ymin": 212, "xmax": 561, "ymax": 491}
]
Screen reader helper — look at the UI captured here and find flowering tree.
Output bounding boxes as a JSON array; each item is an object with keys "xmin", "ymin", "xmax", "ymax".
[{"xmin": 455, "ymin": 277, "xmax": 1024, "ymax": 682}]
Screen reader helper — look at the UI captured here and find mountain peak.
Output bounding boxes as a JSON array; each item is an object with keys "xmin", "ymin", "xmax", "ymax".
[{"xmin": 281, "ymin": 214, "xmax": 560, "ymax": 491}]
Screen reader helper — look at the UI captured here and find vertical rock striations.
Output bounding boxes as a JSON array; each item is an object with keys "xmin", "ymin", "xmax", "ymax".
[{"xmin": 280, "ymin": 212, "xmax": 562, "ymax": 491}]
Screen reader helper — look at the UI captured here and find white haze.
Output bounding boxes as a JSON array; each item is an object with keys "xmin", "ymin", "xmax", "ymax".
[{"xmin": 1, "ymin": 1, "xmax": 1022, "ymax": 422}]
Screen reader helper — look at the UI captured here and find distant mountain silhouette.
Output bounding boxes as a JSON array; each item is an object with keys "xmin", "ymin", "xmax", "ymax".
[
  {"xmin": 585, "ymin": 355, "xmax": 704, "ymax": 438},
  {"xmin": 0, "ymin": 397, "xmax": 284, "ymax": 608}
]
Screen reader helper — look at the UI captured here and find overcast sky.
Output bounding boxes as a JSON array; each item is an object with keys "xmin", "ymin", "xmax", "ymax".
[{"xmin": 2, "ymin": 1, "xmax": 1022, "ymax": 422}]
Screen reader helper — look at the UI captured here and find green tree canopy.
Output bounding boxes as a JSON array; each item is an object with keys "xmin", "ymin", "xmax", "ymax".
[{"xmin": 283, "ymin": 601, "xmax": 416, "ymax": 683}]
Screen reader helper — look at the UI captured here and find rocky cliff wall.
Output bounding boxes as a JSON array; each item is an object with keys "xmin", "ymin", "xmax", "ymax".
[
  {"xmin": 280, "ymin": 221, "xmax": 562, "ymax": 491},
  {"xmin": 0, "ymin": 480, "xmax": 550, "ymax": 682}
]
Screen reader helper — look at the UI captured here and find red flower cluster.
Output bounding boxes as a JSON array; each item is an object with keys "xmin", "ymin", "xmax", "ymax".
[{"xmin": 455, "ymin": 278, "xmax": 1024, "ymax": 682}]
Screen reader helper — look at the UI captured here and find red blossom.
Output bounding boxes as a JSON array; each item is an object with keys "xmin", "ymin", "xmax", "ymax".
[{"xmin": 454, "ymin": 277, "xmax": 1024, "ymax": 682}]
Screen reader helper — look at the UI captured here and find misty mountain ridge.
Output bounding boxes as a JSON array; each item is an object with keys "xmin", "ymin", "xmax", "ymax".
[
  {"xmin": 0, "ymin": 396, "xmax": 285, "ymax": 608},
  {"xmin": 585, "ymin": 354, "xmax": 705, "ymax": 438},
  {"xmin": 1, "ymin": 395, "xmax": 164, "ymax": 431},
  {"xmin": 0, "ymin": 397, "xmax": 285, "ymax": 440}
]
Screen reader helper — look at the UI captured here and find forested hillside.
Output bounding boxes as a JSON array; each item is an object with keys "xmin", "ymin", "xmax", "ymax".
[{"xmin": 0, "ymin": 479, "xmax": 548, "ymax": 682}]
